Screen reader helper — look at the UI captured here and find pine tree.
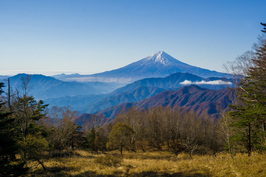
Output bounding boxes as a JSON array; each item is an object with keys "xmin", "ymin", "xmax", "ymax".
[
  {"xmin": 229, "ymin": 23, "xmax": 266, "ymax": 155},
  {"xmin": 10, "ymin": 75, "xmax": 49, "ymax": 170},
  {"xmin": 85, "ymin": 127, "xmax": 96, "ymax": 151},
  {"xmin": 0, "ymin": 83, "xmax": 28, "ymax": 176}
]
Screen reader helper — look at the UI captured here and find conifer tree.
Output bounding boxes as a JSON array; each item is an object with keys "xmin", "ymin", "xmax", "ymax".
[
  {"xmin": 0, "ymin": 83, "xmax": 28, "ymax": 176},
  {"xmin": 229, "ymin": 23, "xmax": 266, "ymax": 155},
  {"xmin": 85, "ymin": 127, "xmax": 96, "ymax": 151},
  {"xmin": 11, "ymin": 75, "xmax": 48, "ymax": 170}
]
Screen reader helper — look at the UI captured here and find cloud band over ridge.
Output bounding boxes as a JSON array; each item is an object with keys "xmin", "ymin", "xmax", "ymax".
[{"xmin": 180, "ymin": 80, "xmax": 232, "ymax": 85}]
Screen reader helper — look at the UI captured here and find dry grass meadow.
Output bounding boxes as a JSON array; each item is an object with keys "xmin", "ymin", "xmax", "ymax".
[{"xmin": 25, "ymin": 150, "xmax": 266, "ymax": 177}]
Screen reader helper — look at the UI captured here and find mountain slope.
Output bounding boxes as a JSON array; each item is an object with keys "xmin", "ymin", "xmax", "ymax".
[
  {"xmin": 1, "ymin": 74, "xmax": 118, "ymax": 100},
  {"xmin": 86, "ymin": 51, "xmax": 229, "ymax": 82},
  {"xmin": 86, "ymin": 86, "xmax": 166, "ymax": 113},
  {"xmin": 44, "ymin": 94, "xmax": 106, "ymax": 112},
  {"xmin": 45, "ymin": 86, "xmax": 165, "ymax": 113},
  {"xmin": 86, "ymin": 73, "xmax": 232, "ymax": 114},
  {"xmin": 99, "ymin": 85, "xmax": 236, "ymax": 119},
  {"xmin": 112, "ymin": 72, "xmax": 232, "ymax": 95},
  {"xmin": 75, "ymin": 113, "xmax": 110, "ymax": 127}
]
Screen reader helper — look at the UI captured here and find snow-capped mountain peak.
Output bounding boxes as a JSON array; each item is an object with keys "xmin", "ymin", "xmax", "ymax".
[{"xmin": 144, "ymin": 51, "xmax": 175, "ymax": 66}]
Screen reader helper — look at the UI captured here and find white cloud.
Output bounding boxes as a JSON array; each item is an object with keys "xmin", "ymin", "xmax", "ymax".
[
  {"xmin": 180, "ymin": 80, "xmax": 232, "ymax": 85},
  {"xmin": 180, "ymin": 80, "xmax": 192, "ymax": 85}
]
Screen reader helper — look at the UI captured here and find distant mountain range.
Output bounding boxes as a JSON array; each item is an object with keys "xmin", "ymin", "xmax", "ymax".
[
  {"xmin": 73, "ymin": 85, "xmax": 236, "ymax": 126},
  {"xmin": 0, "ymin": 74, "xmax": 124, "ymax": 100},
  {"xmin": 0, "ymin": 75, "xmax": 10, "ymax": 80},
  {"xmin": 57, "ymin": 51, "xmax": 229, "ymax": 83},
  {"xmin": 46, "ymin": 72, "xmax": 233, "ymax": 114},
  {"xmin": 112, "ymin": 72, "xmax": 232, "ymax": 95},
  {"xmin": 98, "ymin": 85, "xmax": 236, "ymax": 119}
]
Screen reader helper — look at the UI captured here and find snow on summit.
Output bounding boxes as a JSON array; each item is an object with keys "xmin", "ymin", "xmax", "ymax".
[
  {"xmin": 146, "ymin": 51, "xmax": 172, "ymax": 65},
  {"xmin": 142, "ymin": 51, "xmax": 182, "ymax": 66}
]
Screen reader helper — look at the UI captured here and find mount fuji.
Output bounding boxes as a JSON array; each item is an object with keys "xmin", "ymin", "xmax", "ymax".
[{"xmin": 63, "ymin": 51, "xmax": 229, "ymax": 83}]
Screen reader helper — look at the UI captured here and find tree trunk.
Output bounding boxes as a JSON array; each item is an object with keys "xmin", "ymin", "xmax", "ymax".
[
  {"xmin": 248, "ymin": 123, "xmax": 251, "ymax": 156},
  {"xmin": 7, "ymin": 78, "xmax": 11, "ymax": 111},
  {"xmin": 120, "ymin": 145, "xmax": 123, "ymax": 155},
  {"xmin": 141, "ymin": 145, "xmax": 146, "ymax": 152},
  {"xmin": 262, "ymin": 122, "xmax": 265, "ymax": 148},
  {"xmin": 37, "ymin": 159, "xmax": 46, "ymax": 171}
]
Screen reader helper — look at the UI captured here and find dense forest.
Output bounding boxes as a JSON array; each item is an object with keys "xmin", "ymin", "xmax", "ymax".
[{"xmin": 0, "ymin": 24, "xmax": 265, "ymax": 177}]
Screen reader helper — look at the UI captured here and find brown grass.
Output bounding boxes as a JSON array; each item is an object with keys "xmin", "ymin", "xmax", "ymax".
[{"xmin": 26, "ymin": 150, "xmax": 266, "ymax": 177}]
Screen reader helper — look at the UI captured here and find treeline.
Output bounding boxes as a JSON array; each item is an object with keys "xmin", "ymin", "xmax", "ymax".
[{"xmin": 107, "ymin": 107, "xmax": 223, "ymax": 155}]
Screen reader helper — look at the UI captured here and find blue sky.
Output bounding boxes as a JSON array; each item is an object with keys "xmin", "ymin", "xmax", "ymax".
[{"xmin": 0, "ymin": 0, "xmax": 265, "ymax": 76}]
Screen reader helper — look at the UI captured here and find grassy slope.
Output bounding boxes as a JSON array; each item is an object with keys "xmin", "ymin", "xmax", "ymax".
[{"xmin": 27, "ymin": 150, "xmax": 266, "ymax": 177}]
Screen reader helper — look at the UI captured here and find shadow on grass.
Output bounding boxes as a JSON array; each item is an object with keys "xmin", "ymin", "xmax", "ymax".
[
  {"xmin": 33, "ymin": 166, "xmax": 77, "ymax": 177},
  {"xmin": 32, "ymin": 168, "xmax": 208, "ymax": 177},
  {"xmin": 128, "ymin": 172, "xmax": 208, "ymax": 177},
  {"xmin": 71, "ymin": 171, "xmax": 208, "ymax": 177},
  {"xmin": 50, "ymin": 151, "xmax": 82, "ymax": 158}
]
